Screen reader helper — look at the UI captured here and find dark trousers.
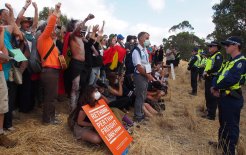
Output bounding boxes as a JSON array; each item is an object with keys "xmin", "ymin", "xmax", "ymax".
[
  {"xmin": 109, "ymin": 97, "xmax": 131, "ymax": 110},
  {"xmin": 218, "ymin": 95, "xmax": 243, "ymax": 155},
  {"xmin": 4, "ymin": 82, "xmax": 17, "ymax": 129},
  {"xmin": 190, "ymin": 68, "xmax": 198, "ymax": 93},
  {"xmin": 17, "ymin": 69, "xmax": 34, "ymax": 113},
  {"xmin": 40, "ymin": 68, "xmax": 59, "ymax": 123},
  {"xmin": 205, "ymin": 77, "xmax": 218, "ymax": 118},
  {"xmin": 79, "ymin": 66, "xmax": 91, "ymax": 94}
]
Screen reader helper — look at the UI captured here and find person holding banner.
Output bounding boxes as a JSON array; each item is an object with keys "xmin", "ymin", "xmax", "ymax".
[{"xmin": 73, "ymin": 86, "xmax": 102, "ymax": 144}]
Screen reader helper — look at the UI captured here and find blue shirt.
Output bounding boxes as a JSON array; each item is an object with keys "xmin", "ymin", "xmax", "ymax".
[{"xmin": 3, "ymin": 29, "xmax": 13, "ymax": 80}]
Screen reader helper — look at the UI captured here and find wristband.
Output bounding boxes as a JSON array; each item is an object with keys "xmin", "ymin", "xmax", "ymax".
[{"xmin": 23, "ymin": 7, "xmax": 27, "ymax": 11}]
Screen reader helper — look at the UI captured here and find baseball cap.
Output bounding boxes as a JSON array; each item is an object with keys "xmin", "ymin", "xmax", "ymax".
[
  {"xmin": 117, "ymin": 34, "xmax": 124, "ymax": 40},
  {"xmin": 221, "ymin": 36, "xmax": 242, "ymax": 46},
  {"xmin": 192, "ymin": 47, "xmax": 198, "ymax": 52}
]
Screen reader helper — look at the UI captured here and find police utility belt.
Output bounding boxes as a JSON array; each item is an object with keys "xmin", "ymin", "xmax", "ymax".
[{"xmin": 220, "ymin": 89, "xmax": 242, "ymax": 99}]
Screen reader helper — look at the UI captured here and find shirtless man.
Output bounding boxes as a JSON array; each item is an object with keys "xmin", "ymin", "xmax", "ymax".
[{"xmin": 66, "ymin": 14, "xmax": 95, "ymax": 111}]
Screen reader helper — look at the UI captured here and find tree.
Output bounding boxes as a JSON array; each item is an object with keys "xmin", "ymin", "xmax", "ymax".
[
  {"xmin": 163, "ymin": 22, "xmax": 205, "ymax": 61},
  {"xmin": 208, "ymin": 0, "xmax": 246, "ymax": 55},
  {"xmin": 169, "ymin": 20, "xmax": 194, "ymax": 32},
  {"xmin": 39, "ymin": 7, "xmax": 70, "ymax": 26}
]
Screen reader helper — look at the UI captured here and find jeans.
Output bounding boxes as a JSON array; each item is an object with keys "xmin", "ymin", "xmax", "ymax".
[{"xmin": 89, "ymin": 67, "xmax": 100, "ymax": 85}]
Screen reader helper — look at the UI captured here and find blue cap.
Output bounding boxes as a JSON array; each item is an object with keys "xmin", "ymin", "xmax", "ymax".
[
  {"xmin": 117, "ymin": 34, "xmax": 125, "ymax": 40},
  {"xmin": 193, "ymin": 47, "xmax": 198, "ymax": 52}
]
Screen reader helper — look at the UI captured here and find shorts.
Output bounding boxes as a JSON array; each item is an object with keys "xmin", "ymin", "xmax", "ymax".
[{"xmin": 0, "ymin": 71, "xmax": 8, "ymax": 114}]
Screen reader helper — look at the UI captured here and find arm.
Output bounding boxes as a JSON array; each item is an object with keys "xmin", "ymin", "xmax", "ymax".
[
  {"xmin": 0, "ymin": 27, "xmax": 9, "ymax": 63},
  {"xmin": 5, "ymin": 4, "xmax": 22, "ymax": 38},
  {"xmin": 214, "ymin": 61, "xmax": 245, "ymax": 89},
  {"xmin": 188, "ymin": 56, "xmax": 197, "ymax": 68},
  {"xmin": 16, "ymin": 0, "xmax": 32, "ymax": 27},
  {"xmin": 31, "ymin": 2, "xmax": 38, "ymax": 32},
  {"xmin": 77, "ymin": 110, "xmax": 93, "ymax": 127},
  {"xmin": 72, "ymin": 14, "xmax": 94, "ymax": 35},
  {"xmin": 41, "ymin": 3, "xmax": 61, "ymax": 39}
]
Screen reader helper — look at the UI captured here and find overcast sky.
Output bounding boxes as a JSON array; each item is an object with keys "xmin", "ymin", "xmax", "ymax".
[{"xmin": 0, "ymin": 0, "xmax": 221, "ymax": 45}]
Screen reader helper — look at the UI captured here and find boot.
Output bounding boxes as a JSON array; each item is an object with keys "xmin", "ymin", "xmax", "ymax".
[{"xmin": 0, "ymin": 134, "xmax": 17, "ymax": 148}]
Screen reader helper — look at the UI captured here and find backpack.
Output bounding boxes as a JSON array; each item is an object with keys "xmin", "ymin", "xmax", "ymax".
[
  {"xmin": 28, "ymin": 31, "xmax": 55, "ymax": 73},
  {"xmin": 125, "ymin": 46, "xmax": 141, "ymax": 75}
]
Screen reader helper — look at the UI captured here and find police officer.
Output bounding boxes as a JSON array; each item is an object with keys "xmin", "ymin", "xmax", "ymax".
[
  {"xmin": 211, "ymin": 36, "xmax": 246, "ymax": 155},
  {"xmin": 203, "ymin": 41, "xmax": 223, "ymax": 120},
  {"xmin": 187, "ymin": 47, "xmax": 201, "ymax": 95}
]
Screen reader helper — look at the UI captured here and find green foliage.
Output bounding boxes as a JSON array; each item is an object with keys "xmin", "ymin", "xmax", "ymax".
[
  {"xmin": 169, "ymin": 20, "xmax": 194, "ymax": 32},
  {"xmin": 163, "ymin": 21, "xmax": 205, "ymax": 61},
  {"xmin": 39, "ymin": 7, "xmax": 70, "ymax": 26},
  {"xmin": 209, "ymin": 0, "xmax": 246, "ymax": 55}
]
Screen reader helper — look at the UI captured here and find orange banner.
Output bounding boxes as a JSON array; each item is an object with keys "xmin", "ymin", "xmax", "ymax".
[{"xmin": 82, "ymin": 99, "xmax": 133, "ymax": 155}]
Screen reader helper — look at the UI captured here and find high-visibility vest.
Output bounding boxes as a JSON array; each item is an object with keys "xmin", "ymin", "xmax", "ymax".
[
  {"xmin": 217, "ymin": 56, "xmax": 246, "ymax": 90},
  {"xmin": 194, "ymin": 54, "xmax": 201, "ymax": 67},
  {"xmin": 204, "ymin": 51, "xmax": 222, "ymax": 73},
  {"xmin": 200, "ymin": 57, "xmax": 207, "ymax": 68}
]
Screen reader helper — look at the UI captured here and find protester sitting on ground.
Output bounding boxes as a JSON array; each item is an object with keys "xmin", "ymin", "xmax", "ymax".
[
  {"xmin": 73, "ymin": 86, "xmax": 102, "ymax": 144},
  {"xmin": 95, "ymin": 79, "xmax": 134, "ymax": 127},
  {"xmin": 98, "ymin": 72, "xmax": 131, "ymax": 110}
]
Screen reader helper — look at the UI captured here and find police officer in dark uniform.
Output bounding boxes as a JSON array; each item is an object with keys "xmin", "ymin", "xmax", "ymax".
[
  {"xmin": 203, "ymin": 41, "xmax": 223, "ymax": 120},
  {"xmin": 187, "ymin": 47, "xmax": 201, "ymax": 95},
  {"xmin": 211, "ymin": 36, "xmax": 246, "ymax": 155}
]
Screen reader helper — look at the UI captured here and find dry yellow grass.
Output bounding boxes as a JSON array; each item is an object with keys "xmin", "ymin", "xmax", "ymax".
[{"xmin": 0, "ymin": 60, "xmax": 245, "ymax": 155}]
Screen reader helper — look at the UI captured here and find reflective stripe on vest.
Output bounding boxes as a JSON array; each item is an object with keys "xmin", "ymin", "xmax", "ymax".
[{"xmin": 217, "ymin": 56, "xmax": 246, "ymax": 90}]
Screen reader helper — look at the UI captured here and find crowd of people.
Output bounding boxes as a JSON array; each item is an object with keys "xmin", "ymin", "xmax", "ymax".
[
  {"xmin": 0, "ymin": 1, "xmax": 173, "ymax": 150},
  {"xmin": 0, "ymin": 1, "xmax": 245, "ymax": 155},
  {"xmin": 187, "ymin": 37, "xmax": 246, "ymax": 155}
]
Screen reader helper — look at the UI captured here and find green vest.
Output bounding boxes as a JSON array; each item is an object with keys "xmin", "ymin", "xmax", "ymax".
[
  {"xmin": 200, "ymin": 57, "xmax": 207, "ymax": 68},
  {"xmin": 204, "ymin": 51, "xmax": 222, "ymax": 73},
  {"xmin": 217, "ymin": 56, "xmax": 246, "ymax": 90},
  {"xmin": 194, "ymin": 54, "xmax": 201, "ymax": 67}
]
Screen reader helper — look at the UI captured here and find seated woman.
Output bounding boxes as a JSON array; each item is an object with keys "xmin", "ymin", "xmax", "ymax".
[
  {"xmin": 73, "ymin": 86, "xmax": 102, "ymax": 144},
  {"xmin": 99, "ymin": 72, "xmax": 131, "ymax": 110}
]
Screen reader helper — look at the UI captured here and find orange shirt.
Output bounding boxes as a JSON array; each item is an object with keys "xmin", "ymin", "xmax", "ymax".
[
  {"xmin": 0, "ymin": 64, "xmax": 2, "ymax": 71},
  {"xmin": 37, "ymin": 14, "xmax": 61, "ymax": 69}
]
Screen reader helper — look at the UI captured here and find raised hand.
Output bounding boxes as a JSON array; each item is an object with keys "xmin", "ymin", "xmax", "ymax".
[
  {"xmin": 32, "ymin": 2, "xmax": 37, "ymax": 9},
  {"xmin": 53, "ymin": 3, "xmax": 61, "ymax": 17},
  {"xmin": 87, "ymin": 14, "xmax": 95, "ymax": 20},
  {"xmin": 25, "ymin": 0, "xmax": 32, "ymax": 8},
  {"xmin": 92, "ymin": 25, "xmax": 99, "ymax": 33},
  {"xmin": 5, "ymin": 3, "xmax": 13, "ymax": 11}
]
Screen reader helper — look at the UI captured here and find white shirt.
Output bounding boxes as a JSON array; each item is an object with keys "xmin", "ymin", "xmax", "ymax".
[{"xmin": 132, "ymin": 44, "xmax": 151, "ymax": 73}]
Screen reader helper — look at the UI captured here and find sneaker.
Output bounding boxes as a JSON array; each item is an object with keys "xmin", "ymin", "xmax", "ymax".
[
  {"xmin": 0, "ymin": 134, "xmax": 17, "ymax": 148},
  {"xmin": 7, "ymin": 127, "xmax": 15, "ymax": 132},
  {"xmin": 42, "ymin": 119, "xmax": 62, "ymax": 126}
]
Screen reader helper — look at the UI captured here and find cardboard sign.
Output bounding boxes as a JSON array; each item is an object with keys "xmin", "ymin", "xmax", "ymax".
[
  {"xmin": 170, "ymin": 63, "xmax": 176, "ymax": 80},
  {"xmin": 9, "ymin": 49, "xmax": 27, "ymax": 62},
  {"xmin": 82, "ymin": 99, "xmax": 133, "ymax": 155}
]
